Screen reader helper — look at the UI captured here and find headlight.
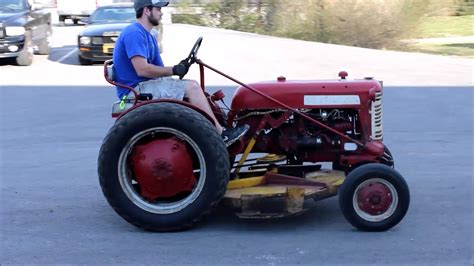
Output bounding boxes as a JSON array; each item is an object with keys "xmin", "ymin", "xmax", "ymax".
[
  {"xmin": 5, "ymin": 26, "xmax": 25, "ymax": 36},
  {"xmin": 79, "ymin": 36, "xmax": 91, "ymax": 45}
]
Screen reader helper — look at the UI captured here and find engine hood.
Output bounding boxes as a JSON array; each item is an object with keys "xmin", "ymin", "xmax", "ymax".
[
  {"xmin": 79, "ymin": 23, "xmax": 130, "ymax": 36},
  {"xmin": 0, "ymin": 12, "xmax": 27, "ymax": 26},
  {"xmin": 230, "ymin": 78, "xmax": 382, "ymax": 111}
]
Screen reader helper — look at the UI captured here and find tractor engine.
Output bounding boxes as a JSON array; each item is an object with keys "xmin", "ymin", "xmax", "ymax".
[
  {"xmin": 228, "ymin": 75, "xmax": 384, "ymax": 164},
  {"xmin": 235, "ymin": 108, "xmax": 358, "ymax": 158},
  {"xmin": 277, "ymin": 108, "xmax": 356, "ymax": 153}
]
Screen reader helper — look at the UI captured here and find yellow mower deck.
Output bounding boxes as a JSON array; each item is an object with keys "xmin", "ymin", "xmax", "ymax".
[{"xmin": 224, "ymin": 168, "xmax": 345, "ymax": 219}]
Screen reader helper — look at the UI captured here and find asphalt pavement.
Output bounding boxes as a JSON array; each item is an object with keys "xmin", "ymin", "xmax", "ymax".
[
  {"xmin": 0, "ymin": 24, "xmax": 473, "ymax": 265},
  {"xmin": 0, "ymin": 85, "xmax": 472, "ymax": 265},
  {"xmin": 0, "ymin": 24, "xmax": 472, "ymax": 87}
]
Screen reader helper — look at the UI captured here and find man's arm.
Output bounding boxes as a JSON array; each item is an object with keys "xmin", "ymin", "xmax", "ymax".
[{"xmin": 131, "ymin": 56, "xmax": 173, "ymax": 78}]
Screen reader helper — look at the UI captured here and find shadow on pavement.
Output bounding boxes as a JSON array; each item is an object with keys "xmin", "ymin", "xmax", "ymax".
[
  {"xmin": 47, "ymin": 44, "xmax": 110, "ymax": 66},
  {"xmin": 0, "ymin": 44, "xmax": 86, "ymax": 67},
  {"xmin": 47, "ymin": 44, "xmax": 78, "ymax": 65}
]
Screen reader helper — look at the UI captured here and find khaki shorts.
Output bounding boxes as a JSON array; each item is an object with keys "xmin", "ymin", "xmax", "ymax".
[{"xmin": 133, "ymin": 77, "xmax": 189, "ymax": 100}]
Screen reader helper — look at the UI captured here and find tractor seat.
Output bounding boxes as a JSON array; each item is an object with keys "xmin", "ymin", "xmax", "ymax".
[
  {"xmin": 104, "ymin": 60, "xmax": 115, "ymax": 82},
  {"xmin": 105, "ymin": 60, "xmax": 190, "ymax": 117},
  {"xmin": 105, "ymin": 60, "xmax": 134, "ymax": 117},
  {"xmin": 106, "ymin": 63, "xmax": 115, "ymax": 82},
  {"xmin": 112, "ymin": 98, "xmax": 134, "ymax": 117}
]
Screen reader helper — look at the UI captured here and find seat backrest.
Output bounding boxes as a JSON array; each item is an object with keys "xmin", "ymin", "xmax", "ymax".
[{"xmin": 106, "ymin": 63, "xmax": 115, "ymax": 81}]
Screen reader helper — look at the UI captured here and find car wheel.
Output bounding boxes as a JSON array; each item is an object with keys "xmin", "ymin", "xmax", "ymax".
[
  {"xmin": 37, "ymin": 29, "xmax": 51, "ymax": 55},
  {"xmin": 16, "ymin": 33, "xmax": 33, "ymax": 66},
  {"xmin": 59, "ymin": 15, "xmax": 66, "ymax": 26},
  {"xmin": 98, "ymin": 102, "xmax": 230, "ymax": 231}
]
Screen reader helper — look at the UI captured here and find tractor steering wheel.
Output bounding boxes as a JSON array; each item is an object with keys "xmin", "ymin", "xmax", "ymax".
[{"xmin": 184, "ymin": 37, "xmax": 203, "ymax": 65}]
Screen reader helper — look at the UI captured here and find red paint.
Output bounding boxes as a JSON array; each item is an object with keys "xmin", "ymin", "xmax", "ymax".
[
  {"xmin": 265, "ymin": 172, "xmax": 327, "ymax": 187},
  {"xmin": 115, "ymin": 99, "xmax": 215, "ymax": 127},
  {"xmin": 228, "ymin": 79, "xmax": 381, "ymax": 147},
  {"xmin": 357, "ymin": 182, "xmax": 393, "ymax": 215},
  {"xmin": 106, "ymin": 58, "xmax": 388, "ymax": 172},
  {"xmin": 130, "ymin": 137, "xmax": 196, "ymax": 200},
  {"xmin": 230, "ymin": 80, "xmax": 381, "ymax": 110},
  {"xmin": 211, "ymin": 90, "xmax": 225, "ymax": 101},
  {"xmin": 339, "ymin": 71, "xmax": 348, "ymax": 79},
  {"xmin": 103, "ymin": 60, "xmax": 139, "ymax": 103},
  {"xmin": 364, "ymin": 141, "xmax": 385, "ymax": 156}
]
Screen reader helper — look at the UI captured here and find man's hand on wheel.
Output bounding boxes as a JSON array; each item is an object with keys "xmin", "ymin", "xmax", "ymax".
[{"xmin": 172, "ymin": 59, "xmax": 192, "ymax": 79}]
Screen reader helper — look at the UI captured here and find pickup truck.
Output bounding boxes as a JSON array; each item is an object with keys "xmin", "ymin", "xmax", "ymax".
[
  {"xmin": 0, "ymin": 0, "xmax": 52, "ymax": 66},
  {"xmin": 57, "ymin": 0, "xmax": 114, "ymax": 25}
]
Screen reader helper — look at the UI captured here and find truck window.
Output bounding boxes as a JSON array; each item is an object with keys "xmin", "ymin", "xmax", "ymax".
[{"xmin": 0, "ymin": 0, "xmax": 27, "ymax": 11}]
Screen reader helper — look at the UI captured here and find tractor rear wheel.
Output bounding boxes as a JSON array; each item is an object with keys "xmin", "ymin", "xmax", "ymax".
[
  {"xmin": 339, "ymin": 163, "xmax": 409, "ymax": 231},
  {"xmin": 98, "ymin": 103, "xmax": 229, "ymax": 231}
]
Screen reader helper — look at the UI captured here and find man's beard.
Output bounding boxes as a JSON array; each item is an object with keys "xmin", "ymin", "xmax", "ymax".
[{"xmin": 148, "ymin": 13, "xmax": 160, "ymax": 26}]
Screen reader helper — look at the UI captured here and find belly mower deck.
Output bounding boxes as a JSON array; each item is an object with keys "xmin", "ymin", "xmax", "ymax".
[{"xmin": 224, "ymin": 165, "xmax": 345, "ymax": 219}]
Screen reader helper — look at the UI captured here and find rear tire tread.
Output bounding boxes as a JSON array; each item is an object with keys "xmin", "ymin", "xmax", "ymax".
[{"xmin": 98, "ymin": 103, "xmax": 229, "ymax": 232}]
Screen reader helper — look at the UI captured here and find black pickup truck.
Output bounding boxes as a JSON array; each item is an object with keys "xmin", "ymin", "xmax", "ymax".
[{"xmin": 0, "ymin": 0, "xmax": 52, "ymax": 66}]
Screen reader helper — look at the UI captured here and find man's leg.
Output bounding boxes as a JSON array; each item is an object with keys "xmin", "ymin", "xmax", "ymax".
[
  {"xmin": 184, "ymin": 81, "xmax": 249, "ymax": 147},
  {"xmin": 184, "ymin": 81, "xmax": 224, "ymax": 134},
  {"xmin": 139, "ymin": 78, "xmax": 248, "ymax": 146}
]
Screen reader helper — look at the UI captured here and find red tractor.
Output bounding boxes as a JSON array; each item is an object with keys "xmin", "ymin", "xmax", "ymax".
[{"xmin": 98, "ymin": 38, "xmax": 410, "ymax": 232}]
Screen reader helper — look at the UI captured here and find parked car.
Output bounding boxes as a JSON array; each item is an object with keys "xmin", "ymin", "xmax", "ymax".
[
  {"xmin": 77, "ymin": 3, "xmax": 163, "ymax": 65},
  {"xmin": 0, "ymin": 0, "xmax": 52, "ymax": 66}
]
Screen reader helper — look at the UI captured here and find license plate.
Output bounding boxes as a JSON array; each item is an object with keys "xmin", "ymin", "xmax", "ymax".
[{"xmin": 103, "ymin": 43, "xmax": 115, "ymax": 54}]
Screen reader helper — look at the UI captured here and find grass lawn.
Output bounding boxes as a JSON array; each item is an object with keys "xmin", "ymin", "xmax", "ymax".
[
  {"xmin": 404, "ymin": 42, "xmax": 474, "ymax": 58},
  {"xmin": 401, "ymin": 15, "xmax": 474, "ymax": 57},
  {"xmin": 418, "ymin": 15, "xmax": 474, "ymax": 37}
]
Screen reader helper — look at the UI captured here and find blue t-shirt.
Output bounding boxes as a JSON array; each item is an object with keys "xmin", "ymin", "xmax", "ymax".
[{"xmin": 113, "ymin": 22, "xmax": 164, "ymax": 99}]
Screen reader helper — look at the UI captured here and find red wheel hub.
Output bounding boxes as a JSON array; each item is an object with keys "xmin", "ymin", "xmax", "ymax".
[
  {"xmin": 130, "ymin": 137, "xmax": 196, "ymax": 200},
  {"xmin": 357, "ymin": 182, "xmax": 393, "ymax": 216}
]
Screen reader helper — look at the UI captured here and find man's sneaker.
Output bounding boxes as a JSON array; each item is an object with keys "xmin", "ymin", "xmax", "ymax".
[{"xmin": 221, "ymin": 124, "xmax": 250, "ymax": 147}]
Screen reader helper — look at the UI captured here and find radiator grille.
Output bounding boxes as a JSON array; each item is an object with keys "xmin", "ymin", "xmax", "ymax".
[
  {"xmin": 92, "ymin": 36, "xmax": 117, "ymax": 45},
  {"xmin": 371, "ymin": 91, "xmax": 383, "ymax": 140}
]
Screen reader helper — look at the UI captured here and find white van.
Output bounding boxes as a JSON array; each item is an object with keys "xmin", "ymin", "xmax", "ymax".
[{"xmin": 56, "ymin": 0, "xmax": 116, "ymax": 25}]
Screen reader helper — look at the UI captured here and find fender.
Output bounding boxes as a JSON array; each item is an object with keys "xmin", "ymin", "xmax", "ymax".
[{"xmin": 116, "ymin": 99, "xmax": 216, "ymax": 127}]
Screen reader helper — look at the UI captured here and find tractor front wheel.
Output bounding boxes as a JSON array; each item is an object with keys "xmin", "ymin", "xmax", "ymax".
[
  {"xmin": 339, "ymin": 163, "xmax": 409, "ymax": 231},
  {"xmin": 98, "ymin": 102, "xmax": 230, "ymax": 231}
]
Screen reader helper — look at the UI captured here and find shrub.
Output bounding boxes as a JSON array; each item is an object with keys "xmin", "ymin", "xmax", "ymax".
[{"xmin": 174, "ymin": 0, "xmax": 459, "ymax": 49}]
